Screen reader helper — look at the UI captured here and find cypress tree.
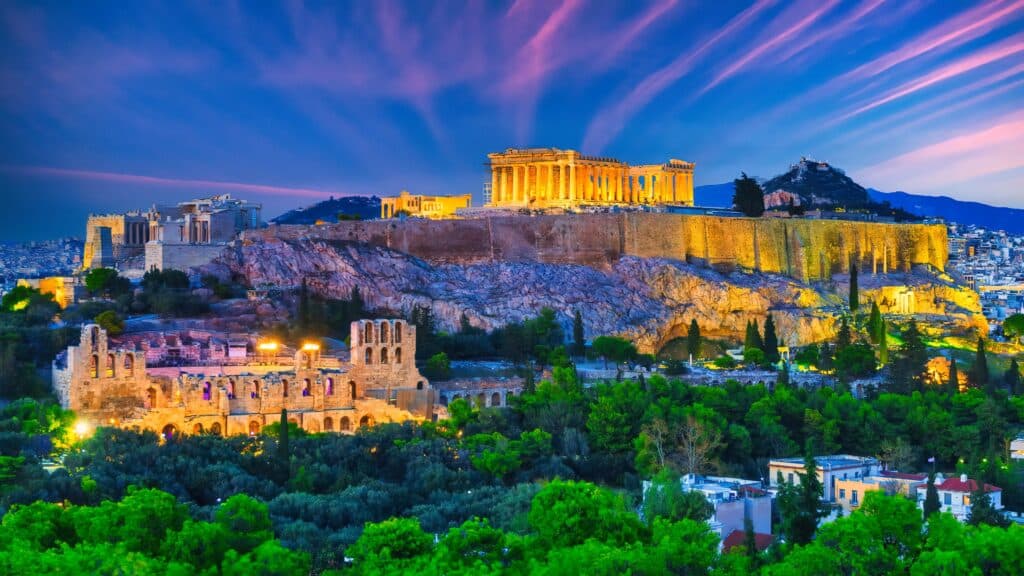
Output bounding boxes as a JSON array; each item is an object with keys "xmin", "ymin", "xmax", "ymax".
[
  {"xmin": 745, "ymin": 320, "xmax": 764, "ymax": 351},
  {"xmin": 732, "ymin": 172, "xmax": 765, "ymax": 217},
  {"xmin": 764, "ymin": 315, "xmax": 780, "ymax": 364},
  {"xmin": 836, "ymin": 316, "xmax": 852, "ymax": 352},
  {"xmin": 948, "ymin": 358, "xmax": 960, "ymax": 395},
  {"xmin": 868, "ymin": 301, "xmax": 882, "ymax": 343},
  {"xmin": 971, "ymin": 338, "xmax": 990, "ymax": 391},
  {"xmin": 687, "ymin": 319, "xmax": 702, "ymax": 360},
  {"xmin": 1006, "ymin": 358, "xmax": 1021, "ymax": 396},
  {"xmin": 849, "ymin": 262, "xmax": 859, "ymax": 312},
  {"xmin": 349, "ymin": 285, "xmax": 364, "ymax": 319},
  {"xmin": 923, "ymin": 472, "xmax": 941, "ymax": 520},
  {"xmin": 573, "ymin": 309, "xmax": 585, "ymax": 357},
  {"xmin": 278, "ymin": 408, "xmax": 290, "ymax": 481},
  {"xmin": 878, "ymin": 318, "xmax": 889, "ymax": 365}
]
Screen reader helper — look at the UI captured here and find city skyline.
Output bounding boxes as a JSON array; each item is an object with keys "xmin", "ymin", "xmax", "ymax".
[{"xmin": 1, "ymin": 0, "xmax": 1022, "ymax": 241}]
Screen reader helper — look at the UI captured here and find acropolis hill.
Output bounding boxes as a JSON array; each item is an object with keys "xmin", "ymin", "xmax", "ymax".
[{"xmin": 209, "ymin": 212, "xmax": 982, "ymax": 353}]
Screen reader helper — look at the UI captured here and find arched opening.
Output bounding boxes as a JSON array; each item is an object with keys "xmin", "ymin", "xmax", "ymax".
[
  {"xmin": 288, "ymin": 417, "xmax": 299, "ymax": 426},
  {"xmin": 192, "ymin": 423, "xmax": 204, "ymax": 435},
  {"xmin": 364, "ymin": 347, "xmax": 373, "ymax": 365},
  {"xmin": 323, "ymin": 417, "xmax": 334, "ymax": 431},
  {"xmin": 162, "ymin": 424, "xmax": 177, "ymax": 441},
  {"xmin": 307, "ymin": 420, "xmax": 320, "ymax": 433},
  {"xmin": 302, "ymin": 379, "xmax": 311, "ymax": 397},
  {"xmin": 491, "ymin": 392, "xmax": 501, "ymax": 407},
  {"xmin": 124, "ymin": 354, "xmax": 134, "ymax": 376},
  {"xmin": 380, "ymin": 347, "xmax": 389, "ymax": 364},
  {"xmin": 250, "ymin": 380, "xmax": 260, "ymax": 399},
  {"xmin": 416, "ymin": 380, "xmax": 423, "ymax": 390},
  {"xmin": 146, "ymin": 387, "xmax": 157, "ymax": 408},
  {"xmin": 477, "ymin": 393, "xmax": 486, "ymax": 408},
  {"xmin": 326, "ymin": 378, "xmax": 334, "ymax": 396},
  {"xmin": 282, "ymin": 379, "xmax": 289, "ymax": 398},
  {"xmin": 90, "ymin": 326, "xmax": 100, "ymax": 351},
  {"xmin": 339, "ymin": 417, "xmax": 352, "ymax": 431},
  {"xmin": 364, "ymin": 322, "xmax": 373, "ymax": 344},
  {"xmin": 359, "ymin": 415, "xmax": 374, "ymax": 429},
  {"xmin": 395, "ymin": 347, "xmax": 402, "ymax": 364},
  {"xmin": 349, "ymin": 381, "xmax": 357, "ymax": 400},
  {"xmin": 106, "ymin": 354, "xmax": 115, "ymax": 377},
  {"xmin": 380, "ymin": 322, "xmax": 390, "ymax": 343},
  {"xmin": 202, "ymin": 381, "xmax": 212, "ymax": 401},
  {"xmin": 210, "ymin": 422, "xmax": 222, "ymax": 435},
  {"xmin": 394, "ymin": 322, "xmax": 402, "ymax": 343},
  {"xmin": 249, "ymin": 421, "xmax": 260, "ymax": 435},
  {"xmin": 90, "ymin": 354, "xmax": 99, "ymax": 378},
  {"xmin": 226, "ymin": 379, "xmax": 235, "ymax": 399}
]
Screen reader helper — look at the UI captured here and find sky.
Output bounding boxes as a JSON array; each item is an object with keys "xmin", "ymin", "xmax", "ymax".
[{"xmin": 0, "ymin": 0, "xmax": 1021, "ymax": 242}]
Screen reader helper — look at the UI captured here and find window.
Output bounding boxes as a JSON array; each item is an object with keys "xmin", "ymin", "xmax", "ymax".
[
  {"xmin": 326, "ymin": 378, "xmax": 334, "ymax": 396},
  {"xmin": 788, "ymin": 473, "xmax": 794, "ymax": 484},
  {"xmin": 851, "ymin": 490, "xmax": 859, "ymax": 505},
  {"xmin": 202, "ymin": 381, "xmax": 212, "ymax": 401},
  {"xmin": 364, "ymin": 347, "xmax": 373, "ymax": 364},
  {"xmin": 944, "ymin": 493, "xmax": 951, "ymax": 505},
  {"xmin": 839, "ymin": 488, "xmax": 846, "ymax": 500},
  {"xmin": 282, "ymin": 379, "xmax": 289, "ymax": 398},
  {"xmin": 395, "ymin": 347, "xmax": 402, "ymax": 364},
  {"xmin": 394, "ymin": 322, "xmax": 402, "ymax": 343}
]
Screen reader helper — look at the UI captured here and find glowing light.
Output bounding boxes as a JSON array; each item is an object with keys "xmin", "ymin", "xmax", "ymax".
[
  {"xmin": 257, "ymin": 341, "xmax": 279, "ymax": 352},
  {"xmin": 74, "ymin": 421, "xmax": 90, "ymax": 438},
  {"xmin": 301, "ymin": 342, "xmax": 321, "ymax": 352},
  {"xmin": 10, "ymin": 299, "xmax": 29, "ymax": 311}
]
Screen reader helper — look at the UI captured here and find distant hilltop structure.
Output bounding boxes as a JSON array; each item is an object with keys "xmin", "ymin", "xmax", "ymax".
[
  {"xmin": 380, "ymin": 190, "xmax": 472, "ymax": 220},
  {"xmin": 83, "ymin": 194, "xmax": 261, "ymax": 272},
  {"xmin": 486, "ymin": 147, "xmax": 695, "ymax": 209}
]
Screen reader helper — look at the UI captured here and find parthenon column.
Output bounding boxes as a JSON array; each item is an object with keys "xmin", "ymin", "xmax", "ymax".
[
  {"xmin": 491, "ymin": 168, "xmax": 500, "ymax": 204},
  {"xmin": 512, "ymin": 165, "xmax": 520, "ymax": 204},
  {"xmin": 546, "ymin": 163, "xmax": 554, "ymax": 203}
]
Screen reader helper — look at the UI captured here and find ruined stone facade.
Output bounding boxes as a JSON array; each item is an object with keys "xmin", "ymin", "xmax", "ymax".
[
  {"xmin": 53, "ymin": 320, "xmax": 433, "ymax": 437},
  {"xmin": 380, "ymin": 190, "xmax": 472, "ymax": 219},
  {"xmin": 487, "ymin": 148, "xmax": 694, "ymax": 209}
]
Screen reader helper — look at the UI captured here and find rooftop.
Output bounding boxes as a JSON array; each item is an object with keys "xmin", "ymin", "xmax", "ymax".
[{"xmin": 770, "ymin": 454, "xmax": 879, "ymax": 469}]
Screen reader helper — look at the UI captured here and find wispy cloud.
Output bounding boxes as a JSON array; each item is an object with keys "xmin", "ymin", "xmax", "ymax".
[
  {"xmin": 768, "ymin": 0, "xmax": 888, "ymax": 67},
  {"xmin": 581, "ymin": 0, "xmax": 776, "ymax": 152},
  {"xmin": 0, "ymin": 165, "xmax": 345, "ymax": 199}
]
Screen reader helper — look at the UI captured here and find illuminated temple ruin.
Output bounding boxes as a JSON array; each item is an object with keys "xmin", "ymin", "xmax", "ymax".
[
  {"xmin": 53, "ymin": 319, "xmax": 433, "ymax": 438},
  {"xmin": 487, "ymin": 147, "xmax": 695, "ymax": 209}
]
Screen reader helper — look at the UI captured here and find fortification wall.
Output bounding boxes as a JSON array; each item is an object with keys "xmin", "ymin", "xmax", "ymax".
[{"xmin": 247, "ymin": 213, "xmax": 947, "ymax": 281}]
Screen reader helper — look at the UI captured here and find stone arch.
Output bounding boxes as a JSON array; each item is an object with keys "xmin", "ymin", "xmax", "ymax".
[
  {"xmin": 162, "ymin": 424, "xmax": 177, "ymax": 441},
  {"xmin": 307, "ymin": 420, "xmax": 321, "ymax": 433},
  {"xmin": 364, "ymin": 347, "xmax": 373, "ymax": 364},
  {"xmin": 359, "ymin": 415, "xmax": 374, "ymax": 428},
  {"xmin": 282, "ymin": 379, "xmax": 289, "ymax": 398},
  {"xmin": 90, "ymin": 326, "xmax": 100, "ymax": 352},
  {"xmin": 339, "ymin": 416, "xmax": 352, "ymax": 431},
  {"xmin": 249, "ymin": 421, "xmax": 261, "ymax": 435},
  {"xmin": 288, "ymin": 417, "xmax": 299, "ymax": 426},
  {"xmin": 124, "ymin": 354, "xmax": 134, "ymax": 376},
  {"xmin": 106, "ymin": 353, "xmax": 116, "ymax": 377},
  {"xmin": 349, "ymin": 381, "xmax": 357, "ymax": 400},
  {"xmin": 395, "ymin": 347, "xmax": 402, "ymax": 364},
  {"xmin": 226, "ymin": 379, "xmax": 236, "ymax": 399},
  {"xmin": 364, "ymin": 322, "xmax": 373, "ymax": 344},
  {"xmin": 380, "ymin": 321, "xmax": 390, "ymax": 343},
  {"xmin": 326, "ymin": 378, "xmax": 334, "ymax": 396},
  {"xmin": 302, "ymin": 378, "xmax": 311, "ymax": 397},
  {"xmin": 146, "ymin": 387, "xmax": 157, "ymax": 408},
  {"xmin": 323, "ymin": 416, "xmax": 334, "ymax": 431},
  {"xmin": 394, "ymin": 322, "xmax": 402, "ymax": 343},
  {"xmin": 416, "ymin": 380, "xmax": 423, "ymax": 390},
  {"xmin": 202, "ymin": 381, "xmax": 212, "ymax": 401},
  {"xmin": 192, "ymin": 423, "xmax": 204, "ymax": 435},
  {"xmin": 491, "ymin": 392, "xmax": 501, "ymax": 407},
  {"xmin": 90, "ymin": 354, "xmax": 99, "ymax": 378},
  {"xmin": 210, "ymin": 422, "xmax": 222, "ymax": 435},
  {"xmin": 250, "ymin": 380, "xmax": 260, "ymax": 399},
  {"xmin": 381, "ymin": 347, "xmax": 389, "ymax": 364},
  {"xmin": 477, "ymin": 393, "xmax": 486, "ymax": 408}
]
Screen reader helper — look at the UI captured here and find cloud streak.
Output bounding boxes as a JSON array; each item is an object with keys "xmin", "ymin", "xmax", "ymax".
[{"xmin": 0, "ymin": 165, "xmax": 345, "ymax": 199}]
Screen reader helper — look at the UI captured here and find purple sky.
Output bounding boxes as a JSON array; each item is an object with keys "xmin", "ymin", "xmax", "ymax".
[{"xmin": 1, "ymin": 0, "xmax": 1022, "ymax": 241}]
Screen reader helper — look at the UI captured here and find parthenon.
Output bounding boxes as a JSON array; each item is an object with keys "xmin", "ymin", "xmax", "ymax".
[{"xmin": 487, "ymin": 148, "xmax": 694, "ymax": 209}]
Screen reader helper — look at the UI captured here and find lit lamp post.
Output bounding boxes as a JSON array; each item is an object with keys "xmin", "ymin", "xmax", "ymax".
[
  {"xmin": 257, "ymin": 341, "xmax": 279, "ymax": 365},
  {"xmin": 74, "ymin": 421, "xmax": 90, "ymax": 442}
]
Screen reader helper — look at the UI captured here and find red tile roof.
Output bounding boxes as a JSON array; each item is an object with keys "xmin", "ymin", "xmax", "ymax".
[
  {"xmin": 722, "ymin": 530, "xmax": 773, "ymax": 553},
  {"xmin": 936, "ymin": 477, "xmax": 1001, "ymax": 493}
]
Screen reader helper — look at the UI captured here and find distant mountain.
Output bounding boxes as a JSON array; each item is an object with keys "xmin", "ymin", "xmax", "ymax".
[
  {"xmin": 867, "ymin": 189, "xmax": 1024, "ymax": 234},
  {"xmin": 761, "ymin": 157, "xmax": 870, "ymax": 208},
  {"xmin": 271, "ymin": 196, "xmax": 381, "ymax": 224}
]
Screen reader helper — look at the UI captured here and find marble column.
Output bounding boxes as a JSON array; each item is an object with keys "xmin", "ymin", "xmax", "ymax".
[
  {"xmin": 546, "ymin": 163, "xmax": 554, "ymax": 202},
  {"xmin": 491, "ymin": 168, "xmax": 500, "ymax": 204},
  {"xmin": 512, "ymin": 165, "xmax": 520, "ymax": 204}
]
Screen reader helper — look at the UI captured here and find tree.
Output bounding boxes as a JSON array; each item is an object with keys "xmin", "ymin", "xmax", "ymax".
[
  {"xmin": 591, "ymin": 336, "xmax": 636, "ymax": 369},
  {"xmin": 745, "ymin": 319, "xmax": 764, "ymax": 351},
  {"xmin": 889, "ymin": 320, "xmax": 927, "ymax": 394},
  {"xmin": 674, "ymin": 414, "xmax": 724, "ymax": 475},
  {"xmin": 297, "ymin": 278, "xmax": 311, "ymax": 333},
  {"xmin": 923, "ymin": 472, "xmax": 941, "ymax": 520},
  {"xmin": 572, "ymin": 309, "xmax": 585, "ymax": 357},
  {"xmin": 777, "ymin": 446, "xmax": 828, "ymax": 545},
  {"xmin": 867, "ymin": 301, "xmax": 882, "ymax": 343},
  {"xmin": 528, "ymin": 479, "xmax": 646, "ymax": 551},
  {"xmin": 733, "ymin": 172, "xmax": 765, "ymax": 217},
  {"xmin": 878, "ymin": 318, "xmax": 889, "ymax": 365},
  {"xmin": 743, "ymin": 347, "xmax": 766, "ymax": 366},
  {"xmin": 849, "ymin": 262, "xmax": 859, "ymax": 312},
  {"xmin": 277, "ymin": 408, "xmax": 290, "ymax": 481},
  {"xmin": 348, "ymin": 285, "xmax": 365, "ymax": 320},
  {"xmin": 93, "ymin": 310, "xmax": 124, "ymax": 336},
  {"xmin": 214, "ymin": 494, "xmax": 273, "ymax": 554},
  {"xmin": 84, "ymin": 268, "xmax": 118, "ymax": 295},
  {"xmin": 1003, "ymin": 313, "xmax": 1024, "ymax": 340},
  {"xmin": 423, "ymin": 352, "xmax": 451, "ymax": 381},
  {"xmin": 970, "ymin": 337, "xmax": 990, "ymax": 392},
  {"xmin": 764, "ymin": 315, "xmax": 780, "ymax": 364},
  {"xmin": 1006, "ymin": 358, "xmax": 1020, "ymax": 396},
  {"xmin": 836, "ymin": 316, "xmax": 852, "ymax": 352},
  {"xmin": 642, "ymin": 470, "xmax": 713, "ymax": 524},
  {"xmin": 948, "ymin": 358, "xmax": 960, "ymax": 395},
  {"xmin": 967, "ymin": 482, "xmax": 1009, "ymax": 527},
  {"xmin": 834, "ymin": 342, "xmax": 877, "ymax": 380},
  {"xmin": 686, "ymin": 319, "xmax": 702, "ymax": 360}
]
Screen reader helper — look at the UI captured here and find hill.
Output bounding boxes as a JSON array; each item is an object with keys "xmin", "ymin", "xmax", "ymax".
[
  {"xmin": 760, "ymin": 157, "xmax": 870, "ymax": 208},
  {"xmin": 271, "ymin": 196, "xmax": 381, "ymax": 224},
  {"xmin": 868, "ymin": 189, "xmax": 1024, "ymax": 234}
]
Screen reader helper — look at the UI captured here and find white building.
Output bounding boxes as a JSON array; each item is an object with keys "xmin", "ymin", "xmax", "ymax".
[
  {"xmin": 769, "ymin": 454, "xmax": 880, "ymax": 502},
  {"xmin": 916, "ymin": 474, "xmax": 1002, "ymax": 522},
  {"xmin": 643, "ymin": 474, "xmax": 772, "ymax": 548},
  {"xmin": 1011, "ymin": 437, "xmax": 1024, "ymax": 460}
]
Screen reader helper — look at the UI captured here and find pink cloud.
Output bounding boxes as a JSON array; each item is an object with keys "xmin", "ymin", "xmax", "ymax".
[
  {"xmin": 769, "ymin": 0, "xmax": 888, "ymax": 66},
  {"xmin": 0, "ymin": 165, "xmax": 347, "ymax": 199},
  {"xmin": 581, "ymin": 0, "xmax": 776, "ymax": 152},
  {"xmin": 697, "ymin": 0, "xmax": 840, "ymax": 96}
]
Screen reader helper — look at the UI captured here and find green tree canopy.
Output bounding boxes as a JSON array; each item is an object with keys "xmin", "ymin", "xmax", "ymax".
[{"xmin": 733, "ymin": 173, "xmax": 765, "ymax": 217}]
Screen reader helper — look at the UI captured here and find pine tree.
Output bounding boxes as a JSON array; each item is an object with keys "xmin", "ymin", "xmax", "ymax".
[
  {"xmin": 743, "ymin": 516, "xmax": 759, "ymax": 562},
  {"xmin": 778, "ymin": 361, "xmax": 790, "ymax": 387},
  {"xmin": 849, "ymin": 262, "xmax": 859, "ymax": 312},
  {"xmin": 573, "ymin": 309, "xmax": 585, "ymax": 357},
  {"xmin": 923, "ymin": 472, "xmax": 941, "ymax": 520},
  {"xmin": 971, "ymin": 337, "xmax": 990, "ymax": 392},
  {"xmin": 732, "ymin": 172, "xmax": 765, "ymax": 217},
  {"xmin": 779, "ymin": 444, "xmax": 828, "ymax": 546},
  {"xmin": 687, "ymin": 319, "xmax": 702, "ymax": 360},
  {"xmin": 1006, "ymin": 358, "xmax": 1021, "ymax": 396},
  {"xmin": 889, "ymin": 320, "xmax": 927, "ymax": 394},
  {"xmin": 278, "ymin": 408, "xmax": 290, "ymax": 481},
  {"xmin": 967, "ymin": 479, "xmax": 1009, "ymax": 527},
  {"xmin": 764, "ymin": 315, "xmax": 780, "ymax": 364},
  {"xmin": 349, "ymin": 285, "xmax": 365, "ymax": 319},
  {"xmin": 948, "ymin": 358, "xmax": 960, "ymax": 395},
  {"xmin": 878, "ymin": 318, "xmax": 889, "ymax": 365},
  {"xmin": 867, "ymin": 301, "xmax": 882, "ymax": 344},
  {"xmin": 745, "ymin": 320, "xmax": 764, "ymax": 351},
  {"xmin": 836, "ymin": 316, "xmax": 852, "ymax": 352}
]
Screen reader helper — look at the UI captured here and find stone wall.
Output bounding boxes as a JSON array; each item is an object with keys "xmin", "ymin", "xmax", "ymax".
[
  {"xmin": 146, "ymin": 242, "xmax": 228, "ymax": 272},
  {"xmin": 247, "ymin": 213, "xmax": 947, "ymax": 281}
]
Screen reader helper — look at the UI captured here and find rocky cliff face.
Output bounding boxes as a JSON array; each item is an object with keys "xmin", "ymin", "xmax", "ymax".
[{"xmin": 208, "ymin": 235, "xmax": 983, "ymax": 354}]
